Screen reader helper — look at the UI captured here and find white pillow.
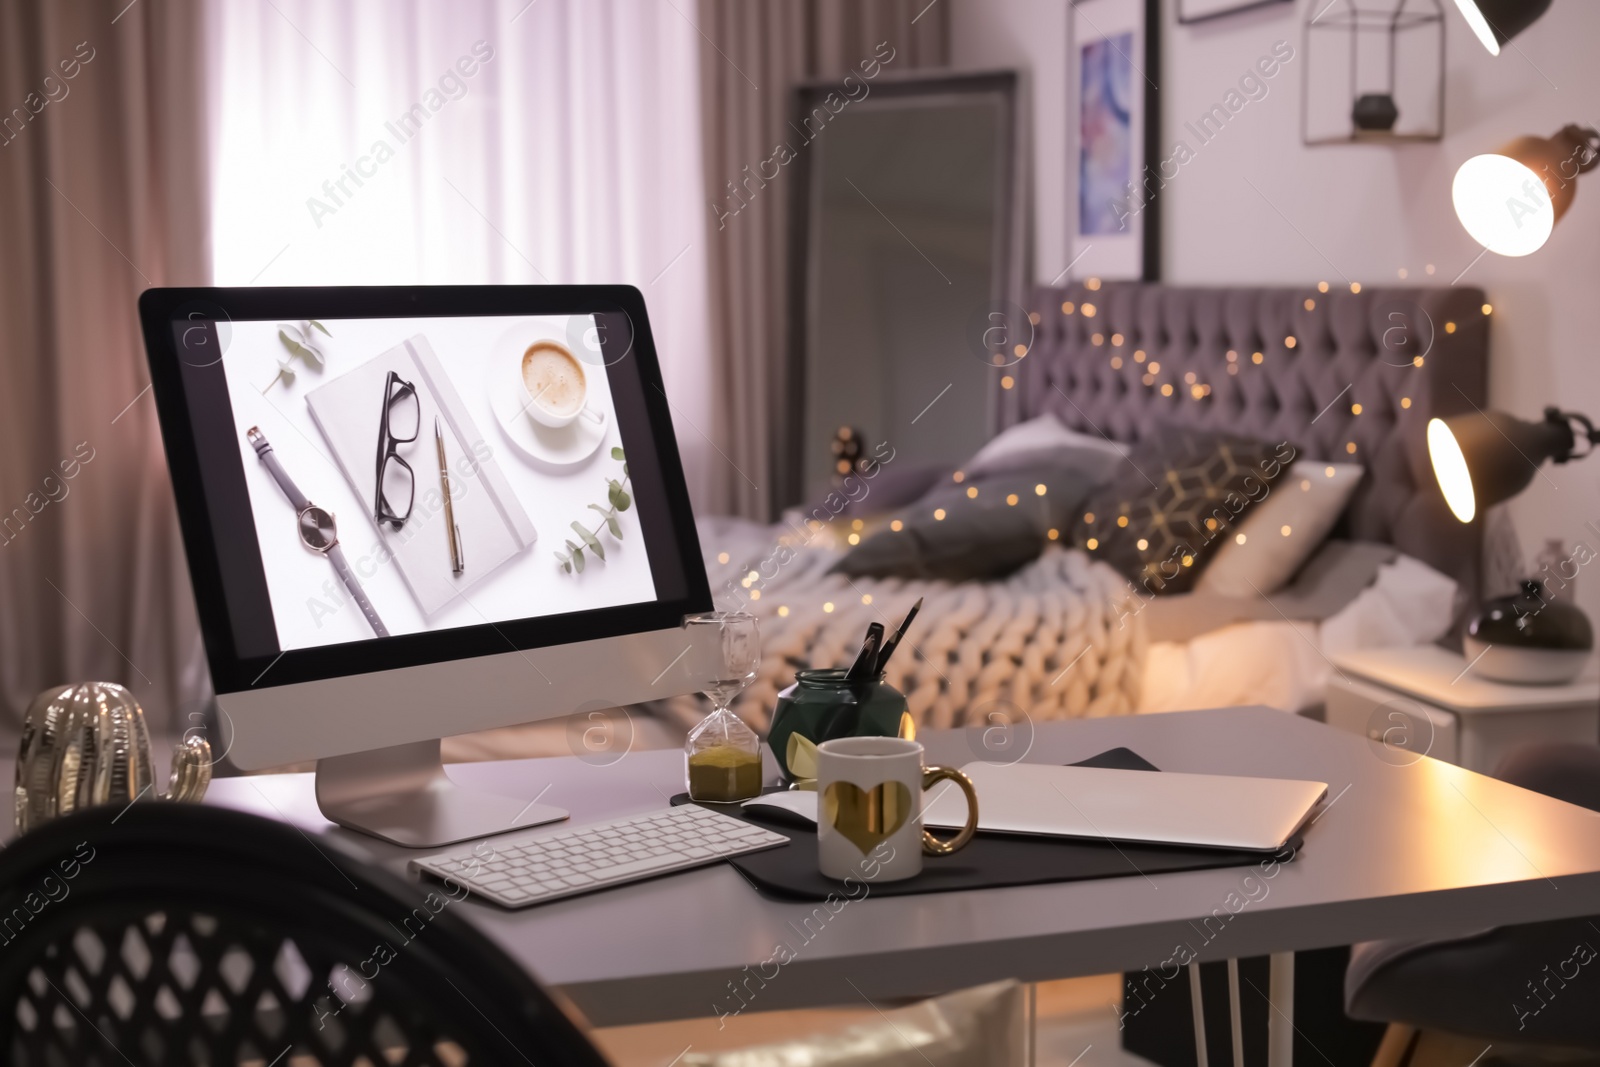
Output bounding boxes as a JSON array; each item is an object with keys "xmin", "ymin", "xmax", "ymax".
[
  {"xmin": 1195, "ymin": 461, "xmax": 1364, "ymax": 597},
  {"xmin": 965, "ymin": 413, "xmax": 1128, "ymax": 476}
]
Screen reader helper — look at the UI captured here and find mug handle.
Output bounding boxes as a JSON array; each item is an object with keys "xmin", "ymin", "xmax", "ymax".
[
  {"xmin": 920, "ymin": 766, "xmax": 979, "ymax": 856},
  {"xmin": 578, "ymin": 405, "xmax": 606, "ymax": 426}
]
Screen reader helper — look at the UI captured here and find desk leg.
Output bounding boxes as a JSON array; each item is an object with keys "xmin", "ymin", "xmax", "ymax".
[
  {"xmin": 1026, "ymin": 981, "xmax": 1036, "ymax": 1067},
  {"xmin": 1227, "ymin": 958, "xmax": 1245, "ymax": 1067},
  {"xmin": 1267, "ymin": 952, "xmax": 1295, "ymax": 1067},
  {"xmin": 1187, "ymin": 962, "xmax": 1209, "ymax": 1067}
]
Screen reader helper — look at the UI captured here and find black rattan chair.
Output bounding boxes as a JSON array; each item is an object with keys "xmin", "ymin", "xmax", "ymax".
[{"xmin": 0, "ymin": 802, "xmax": 613, "ymax": 1066}]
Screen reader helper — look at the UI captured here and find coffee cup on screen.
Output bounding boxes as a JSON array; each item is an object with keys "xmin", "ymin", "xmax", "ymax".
[{"xmin": 521, "ymin": 341, "xmax": 605, "ymax": 429}]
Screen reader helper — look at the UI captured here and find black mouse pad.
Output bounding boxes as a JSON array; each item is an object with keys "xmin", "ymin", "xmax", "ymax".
[{"xmin": 674, "ymin": 748, "xmax": 1301, "ymax": 901}]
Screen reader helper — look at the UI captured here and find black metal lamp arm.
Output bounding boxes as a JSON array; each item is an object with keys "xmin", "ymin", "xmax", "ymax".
[
  {"xmin": 1558, "ymin": 125, "xmax": 1600, "ymax": 175},
  {"xmin": 1545, "ymin": 407, "xmax": 1599, "ymax": 462}
]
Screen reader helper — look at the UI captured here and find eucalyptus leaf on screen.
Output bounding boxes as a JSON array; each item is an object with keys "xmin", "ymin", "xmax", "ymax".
[
  {"xmin": 555, "ymin": 452, "xmax": 632, "ymax": 576},
  {"xmin": 573, "ymin": 521, "xmax": 605, "ymax": 561},
  {"xmin": 277, "ymin": 325, "xmax": 325, "ymax": 366},
  {"xmin": 263, "ymin": 320, "xmax": 331, "ymax": 393}
]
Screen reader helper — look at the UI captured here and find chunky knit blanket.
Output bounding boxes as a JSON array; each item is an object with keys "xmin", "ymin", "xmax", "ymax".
[{"xmin": 661, "ymin": 517, "xmax": 1147, "ymax": 735}]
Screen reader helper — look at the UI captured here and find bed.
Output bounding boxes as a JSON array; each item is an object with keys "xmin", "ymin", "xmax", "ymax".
[
  {"xmin": 444, "ymin": 281, "xmax": 1489, "ymax": 762},
  {"xmin": 1008, "ymin": 279, "xmax": 1489, "ymax": 719},
  {"xmin": 1013, "ymin": 281, "xmax": 1486, "ymax": 600}
]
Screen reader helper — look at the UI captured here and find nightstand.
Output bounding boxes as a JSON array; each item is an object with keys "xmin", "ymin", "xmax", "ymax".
[{"xmin": 1326, "ymin": 646, "xmax": 1600, "ymax": 774}]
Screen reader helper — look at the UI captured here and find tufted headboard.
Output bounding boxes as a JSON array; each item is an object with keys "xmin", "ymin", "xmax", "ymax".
[{"xmin": 1010, "ymin": 282, "xmax": 1490, "ymax": 608}]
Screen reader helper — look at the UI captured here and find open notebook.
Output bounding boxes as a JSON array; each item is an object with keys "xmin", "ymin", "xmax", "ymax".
[{"xmin": 306, "ymin": 335, "xmax": 536, "ymax": 616}]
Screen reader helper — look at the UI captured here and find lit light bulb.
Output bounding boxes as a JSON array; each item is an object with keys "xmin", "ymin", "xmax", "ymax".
[
  {"xmin": 1428, "ymin": 418, "xmax": 1476, "ymax": 523},
  {"xmin": 1452, "ymin": 0, "xmax": 1500, "ymax": 55},
  {"xmin": 1453, "ymin": 153, "xmax": 1555, "ymax": 256}
]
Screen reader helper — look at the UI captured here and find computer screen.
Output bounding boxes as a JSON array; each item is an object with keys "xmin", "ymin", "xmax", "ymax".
[{"xmin": 141, "ymin": 287, "xmax": 709, "ymax": 697}]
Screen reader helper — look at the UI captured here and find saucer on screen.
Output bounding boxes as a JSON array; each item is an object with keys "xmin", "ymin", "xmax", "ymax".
[{"xmin": 489, "ymin": 326, "xmax": 609, "ymax": 468}]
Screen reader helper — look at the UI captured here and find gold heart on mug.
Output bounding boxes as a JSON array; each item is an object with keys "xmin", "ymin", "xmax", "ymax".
[{"xmin": 822, "ymin": 780, "xmax": 913, "ymax": 855}]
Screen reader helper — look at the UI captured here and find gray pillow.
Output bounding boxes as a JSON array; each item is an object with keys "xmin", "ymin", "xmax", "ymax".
[
  {"xmin": 802, "ymin": 462, "xmax": 949, "ymax": 520},
  {"xmin": 832, "ymin": 463, "xmax": 1103, "ymax": 582},
  {"xmin": 965, "ymin": 442, "xmax": 1130, "ymax": 487}
]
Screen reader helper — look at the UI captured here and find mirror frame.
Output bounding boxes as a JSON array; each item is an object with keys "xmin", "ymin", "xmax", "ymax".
[{"xmin": 780, "ymin": 69, "xmax": 1025, "ymax": 513}]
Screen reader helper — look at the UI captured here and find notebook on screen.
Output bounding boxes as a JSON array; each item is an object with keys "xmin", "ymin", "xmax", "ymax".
[{"xmin": 305, "ymin": 335, "xmax": 536, "ymax": 616}]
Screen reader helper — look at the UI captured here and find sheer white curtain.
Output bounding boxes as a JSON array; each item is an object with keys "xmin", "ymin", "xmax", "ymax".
[{"xmin": 207, "ymin": 0, "xmax": 716, "ymax": 506}]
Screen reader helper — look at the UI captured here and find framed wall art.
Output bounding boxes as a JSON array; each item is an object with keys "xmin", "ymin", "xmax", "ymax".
[
  {"xmin": 1178, "ymin": 0, "xmax": 1292, "ymax": 25},
  {"xmin": 1068, "ymin": 0, "xmax": 1161, "ymax": 282}
]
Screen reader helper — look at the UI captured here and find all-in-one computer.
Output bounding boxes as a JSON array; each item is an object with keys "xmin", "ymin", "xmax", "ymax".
[{"xmin": 139, "ymin": 286, "xmax": 715, "ymax": 848}]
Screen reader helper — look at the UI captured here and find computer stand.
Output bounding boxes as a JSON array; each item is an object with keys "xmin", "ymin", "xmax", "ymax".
[{"xmin": 316, "ymin": 738, "xmax": 568, "ymax": 848}]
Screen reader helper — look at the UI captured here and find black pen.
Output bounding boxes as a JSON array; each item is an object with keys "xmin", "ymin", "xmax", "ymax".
[
  {"xmin": 846, "ymin": 622, "xmax": 885, "ymax": 681},
  {"xmin": 874, "ymin": 597, "xmax": 923, "ymax": 674}
]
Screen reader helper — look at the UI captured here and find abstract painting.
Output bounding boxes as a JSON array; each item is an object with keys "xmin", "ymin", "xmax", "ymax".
[
  {"xmin": 1079, "ymin": 32, "xmax": 1134, "ymax": 236},
  {"xmin": 1068, "ymin": 0, "xmax": 1159, "ymax": 281}
]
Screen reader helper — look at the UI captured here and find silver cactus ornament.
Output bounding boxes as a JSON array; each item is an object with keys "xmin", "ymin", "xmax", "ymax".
[{"xmin": 14, "ymin": 682, "xmax": 212, "ymax": 835}]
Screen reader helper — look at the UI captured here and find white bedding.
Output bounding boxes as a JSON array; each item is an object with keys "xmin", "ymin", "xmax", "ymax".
[{"xmin": 1137, "ymin": 554, "xmax": 1458, "ymax": 714}]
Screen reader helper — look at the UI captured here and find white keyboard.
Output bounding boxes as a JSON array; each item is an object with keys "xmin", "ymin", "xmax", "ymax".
[{"xmin": 410, "ymin": 804, "xmax": 790, "ymax": 908}]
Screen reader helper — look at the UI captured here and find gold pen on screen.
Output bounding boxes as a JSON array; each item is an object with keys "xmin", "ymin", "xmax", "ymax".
[{"xmin": 436, "ymin": 416, "xmax": 465, "ymax": 575}]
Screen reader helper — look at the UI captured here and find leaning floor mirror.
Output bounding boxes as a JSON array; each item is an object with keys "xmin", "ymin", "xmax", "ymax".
[{"xmin": 784, "ymin": 70, "xmax": 1025, "ymax": 510}]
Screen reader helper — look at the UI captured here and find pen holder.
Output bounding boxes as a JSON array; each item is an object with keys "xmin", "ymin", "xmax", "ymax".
[{"xmin": 768, "ymin": 669, "xmax": 914, "ymax": 784}]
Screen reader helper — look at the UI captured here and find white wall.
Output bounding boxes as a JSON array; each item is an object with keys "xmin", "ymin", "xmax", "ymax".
[{"xmin": 953, "ymin": 0, "xmax": 1600, "ymax": 631}]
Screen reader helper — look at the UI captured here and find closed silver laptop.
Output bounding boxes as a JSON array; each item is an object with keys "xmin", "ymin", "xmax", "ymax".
[{"xmin": 922, "ymin": 762, "xmax": 1328, "ymax": 852}]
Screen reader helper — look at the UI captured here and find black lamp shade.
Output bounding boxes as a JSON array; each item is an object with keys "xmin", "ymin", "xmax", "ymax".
[
  {"xmin": 1494, "ymin": 128, "xmax": 1588, "ymax": 222},
  {"xmin": 1453, "ymin": 125, "xmax": 1597, "ymax": 256},
  {"xmin": 1454, "ymin": 0, "xmax": 1554, "ymax": 54},
  {"xmin": 1428, "ymin": 411, "xmax": 1574, "ymax": 522}
]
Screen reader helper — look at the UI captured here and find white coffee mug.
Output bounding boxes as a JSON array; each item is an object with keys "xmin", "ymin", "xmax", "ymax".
[
  {"xmin": 521, "ymin": 341, "xmax": 606, "ymax": 430},
  {"xmin": 815, "ymin": 736, "xmax": 978, "ymax": 883}
]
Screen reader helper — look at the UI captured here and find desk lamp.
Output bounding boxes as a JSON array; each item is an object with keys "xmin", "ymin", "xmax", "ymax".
[
  {"xmin": 1451, "ymin": 0, "xmax": 1553, "ymax": 56},
  {"xmin": 1428, "ymin": 408, "xmax": 1597, "ymax": 523},
  {"xmin": 1428, "ymin": 408, "xmax": 1598, "ymax": 681},
  {"xmin": 1453, "ymin": 125, "xmax": 1598, "ymax": 256}
]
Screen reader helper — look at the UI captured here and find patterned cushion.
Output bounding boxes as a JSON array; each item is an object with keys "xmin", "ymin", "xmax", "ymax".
[{"xmin": 1076, "ymin": 425, "xmax": 1295, "ymax": 594}]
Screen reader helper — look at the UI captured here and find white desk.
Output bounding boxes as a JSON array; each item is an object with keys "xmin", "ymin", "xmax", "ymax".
[{"xmin": 89, "ymin": 707, "xmax": 1600, "ymax": 1061}]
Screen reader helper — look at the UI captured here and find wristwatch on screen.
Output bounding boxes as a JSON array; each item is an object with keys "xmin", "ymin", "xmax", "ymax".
[{"xmin": 247, "ymin": 426, "xmax": 390, "ymax": 638}]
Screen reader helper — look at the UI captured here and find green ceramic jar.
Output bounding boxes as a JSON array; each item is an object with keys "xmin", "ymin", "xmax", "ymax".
[{"xmin": 767, "ymin": 668, "xmax": 915, "ymax": 782}]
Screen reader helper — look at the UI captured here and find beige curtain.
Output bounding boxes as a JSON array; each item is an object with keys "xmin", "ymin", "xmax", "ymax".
[
  {"xmin": 0, "ymin": 1, "xmax": 211, "ymax": 734},
  {"xmin": 696, "ymin": 0, "xmax": 948, "ymax": 519}
]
